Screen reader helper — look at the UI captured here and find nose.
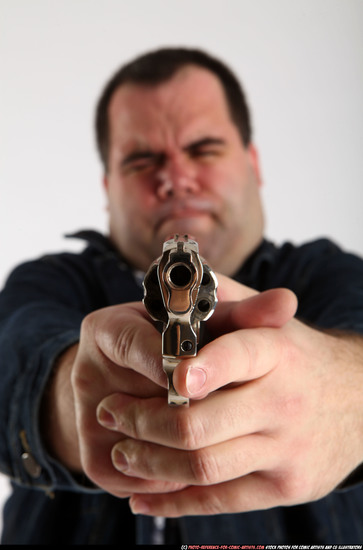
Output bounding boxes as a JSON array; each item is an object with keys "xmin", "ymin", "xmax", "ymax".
[{"xmin": 156, "ymin": 155, "xmax": 199, "ymax": 200}]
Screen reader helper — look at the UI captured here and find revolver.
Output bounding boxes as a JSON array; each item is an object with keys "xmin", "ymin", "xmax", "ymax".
[{"xmin": 143, "ymin": 234, "xmax": 218, "ymax": 406}]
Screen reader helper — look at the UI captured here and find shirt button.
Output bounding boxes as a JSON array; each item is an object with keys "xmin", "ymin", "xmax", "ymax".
[{"xmin": 21, "ymin": 452, "xmax": 42, "ymax": 478}]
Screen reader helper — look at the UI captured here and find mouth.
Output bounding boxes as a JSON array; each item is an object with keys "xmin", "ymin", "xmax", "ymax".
[{"xmin": 154, "ymin": 200, "xmax": 217, "ymax": 233}]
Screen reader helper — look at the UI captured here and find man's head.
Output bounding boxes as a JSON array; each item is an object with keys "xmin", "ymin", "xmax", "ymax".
[
  {"xmin": 95, "ymin": 47, "xmax": 264, "ymax": 275},
  {"xmin": 96, "ymin": 48, "xmax": 252, "ymax": 174}
]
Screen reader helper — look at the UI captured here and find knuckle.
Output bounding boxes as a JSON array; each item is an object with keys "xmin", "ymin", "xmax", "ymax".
[
  {"xmin": 197, "ymin": 489, "xmax": 225, "ymax": 515},
  {"xmin": 81, "ymin": 449, "xmax": 109, "ymax": 487},
  {"xmin": 188, "ymin": 449, "xmax": 220, "ymax": 485},
  {"xmin": 87, "ymin": 306, "xmax": 141, "ymax": 369},
  {"xmin": 114, "ymin": 323, "xmax": 137, "ymax": 366},
  {"xmin": 70, "ymin": 366, "xmax": 86, "ymax": 394},
  {"xmin": 80, "ymin": 310, "xmax": 95, "ymax": 336},
  {"xmin": 273, "ymin": 468, "xmax": 311, "ymax": 504},
  {"xmin": 282, "ymin": 477, "xmax": 307, "ymax": 502},
  {"xmin": 235, "ymin": 332, "xmax": 256, "ymax": 378},
  {"xmin": 120, "ymin": 402, "xmax": 141, "ymax": 439},
  {"xmin": 136, "ymin": 456, "xmax": 155, "ymax": 479},
  {"xmin": 172, "ymin": 412, "xmax": 206, "ymax": 450},
  {"xmin": 125, "ymin": 441, "xmax": 155, "ymax": 478},
  {"xmin": 71, "ymin": 360, "xmax": 95, "ymax": 401}
]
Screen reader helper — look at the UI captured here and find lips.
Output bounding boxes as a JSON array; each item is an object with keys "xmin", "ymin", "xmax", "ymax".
[{"xmin": 154, "ymin": 199, "xmax": 217, "ymax": 231}]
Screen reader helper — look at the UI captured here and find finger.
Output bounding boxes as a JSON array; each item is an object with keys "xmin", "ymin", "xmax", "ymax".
[
  {"xmin": 111, "ymin": 433, "xmax": 278, "ymax": 486},
  {"xmin": 93, "ymin": 467, "xmax": 186, "ymax": 499},
  {"xmin": 174, "ymin": 323, "xmax": 289, "ymax": 399},
  {"xmin": 129, "ymin": 472, "xmax": 287, "ymax": 517},
  {"xmin": 71, "ymin": 303, "xmax": 171, "ymax": 495},
  {"xmin": 216, "ymin": 273, "xmax": 257, "ymax": 302},
  {"xmin": 83, "ymin": 302, "xmax": 166, "ymax": 387},
  {"xmin": 72, "ymin": 303, "xmax": 166, "ymax": 446},
  {"xmin": 208, "ymin": 287, "xmax": 298, "ymax": 335},
  {"xmin": 97, "ymin": 388, "xmax": 272, "ymax": 449},
  {"xmin": 75, "ymin": 403, "xmax": 186, "ymax": 497},
  {"xmin": 76, "ymin": 423, "xmax": 186, "ymax": 497}
]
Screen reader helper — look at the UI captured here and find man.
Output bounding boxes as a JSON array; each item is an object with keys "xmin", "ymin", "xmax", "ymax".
[{"xmin": 0, "ymin": 48, "xmax": 363, "ymax": 545}]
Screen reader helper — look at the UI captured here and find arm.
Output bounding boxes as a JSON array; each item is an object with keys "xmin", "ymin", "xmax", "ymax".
[
  {"xmin": 0, "ymin": 252, "xmax": 188, "ymax": 495},
  {"xmin": 6, "ymin": 244, "xmax": 362, "ymax": 513},
  {"xmin": 0, "ymin": 259, "xmax": 85, "ymax": 488},
  {"xmin": 0, "ymin": 253, "xmax": 156, "ymax": 492}
]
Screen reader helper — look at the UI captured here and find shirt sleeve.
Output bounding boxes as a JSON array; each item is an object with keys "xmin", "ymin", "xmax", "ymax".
[
  {"xmin": 280, "ymin": 239, "xmax": 363, "ymax": 334},
  {"xmin": 0, "ymin": 256, "xmax": 103, "ymax": 494}
]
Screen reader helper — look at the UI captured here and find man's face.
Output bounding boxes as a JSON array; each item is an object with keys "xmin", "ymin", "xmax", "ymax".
[{"xmin": 104, "ymin": 65, "xmax": 264, "ymax": 275}]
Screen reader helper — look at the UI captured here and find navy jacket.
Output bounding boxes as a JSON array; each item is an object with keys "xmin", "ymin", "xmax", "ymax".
[{"xmin": 0, "ymin": 231, "xmax": 363, "ymax": 544}]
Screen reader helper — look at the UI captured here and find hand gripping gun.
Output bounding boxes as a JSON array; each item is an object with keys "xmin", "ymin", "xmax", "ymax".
[{"xmin": 143, "ymin": 235, "xmax": 218, "ymax": 406}]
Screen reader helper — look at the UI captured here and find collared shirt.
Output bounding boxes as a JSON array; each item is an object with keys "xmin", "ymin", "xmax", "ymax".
[{"xmin": 0, "ymin": 231, "xmax": 363, "ymax": 544}]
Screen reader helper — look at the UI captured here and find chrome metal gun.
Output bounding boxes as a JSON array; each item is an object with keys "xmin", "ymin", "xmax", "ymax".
[{"xmin": 143, "ymin": 235, "xmax": 218, "ymax": 406}]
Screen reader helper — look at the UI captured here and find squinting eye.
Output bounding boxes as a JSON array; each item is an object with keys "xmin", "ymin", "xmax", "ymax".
[
  {"xmin": 129, "ymin": 160, "xmax": 153, "ymax": 172},
  {"xmin": 123, "ymin": 156, "xmax": 160, "ymax": 175},
  {"xmin": 191, "ymin": 148, "xmax": 220, "ymax": 158}
]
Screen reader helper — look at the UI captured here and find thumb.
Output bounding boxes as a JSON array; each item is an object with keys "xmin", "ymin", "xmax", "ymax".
[{"xmin": 209, "ymin": 285, "xmax": 298, "ymax": 335}]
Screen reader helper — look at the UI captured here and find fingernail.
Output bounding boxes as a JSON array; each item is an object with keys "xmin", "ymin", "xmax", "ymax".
[
  {"xmin": 97, "ymin": 406, "xmax": 116, "ymax": 429},
  {"xmin": 186, "ymin": 366, "xmax": 206, "ymax": 395},
  {"xmin": 113, "ymin": 449, "xmax": 129, "ymax": 472}
]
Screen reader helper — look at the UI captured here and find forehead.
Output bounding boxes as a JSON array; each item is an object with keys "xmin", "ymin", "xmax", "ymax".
[{"xmin": 107, "ymin": 66, "xmax": 235, "ymax": 145}]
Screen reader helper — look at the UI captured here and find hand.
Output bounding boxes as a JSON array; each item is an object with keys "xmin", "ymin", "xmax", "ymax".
[
  {"xmin": 60, "ymin": 303, "xmax": 185, "ymax": 496},
  {"xmin": 64, "ymin": 278, "xmax": 260, "ymax": 495},
  {"xmin": 96, "ymin": 275, "xmax": 363, "ymax": 517}
]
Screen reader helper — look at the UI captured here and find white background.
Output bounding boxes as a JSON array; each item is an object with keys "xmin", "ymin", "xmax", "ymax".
[{"xmin": 1, "ymin": 0, "xmax": 362, "ymax": 537}]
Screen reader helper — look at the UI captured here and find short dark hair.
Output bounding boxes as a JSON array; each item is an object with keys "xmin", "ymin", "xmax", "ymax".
[{"xmin": 95, "ymin": 47, "xmax": 252, "ymax": 172}]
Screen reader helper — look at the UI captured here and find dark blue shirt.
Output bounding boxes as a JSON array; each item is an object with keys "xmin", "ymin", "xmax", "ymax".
[{"xmin": 0, "ymin": 231, "xmax": 363, "ymax": 544}]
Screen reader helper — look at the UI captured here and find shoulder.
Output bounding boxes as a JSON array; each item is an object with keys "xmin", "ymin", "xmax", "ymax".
[{"xmin": 238, "ymin": 237, "xmax": 363, "ymax": 292}]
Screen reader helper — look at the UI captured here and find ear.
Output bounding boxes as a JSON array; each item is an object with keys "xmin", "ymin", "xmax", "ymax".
[
  {"xmin": 103, "ymin": 174, "xmax": 109, "ymax": 191},
  {"xmin": 247, "ymin": 144, "xmax": 263, "ymax": 188},
  {"xmin": 102, "ymin": 175, "xmax": 110, "ymax": 212}
]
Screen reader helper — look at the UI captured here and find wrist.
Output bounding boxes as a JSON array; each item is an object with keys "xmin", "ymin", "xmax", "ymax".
[{"xmin": 40, "ymin": 343, "xmax": 82, "ymax": 472}]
